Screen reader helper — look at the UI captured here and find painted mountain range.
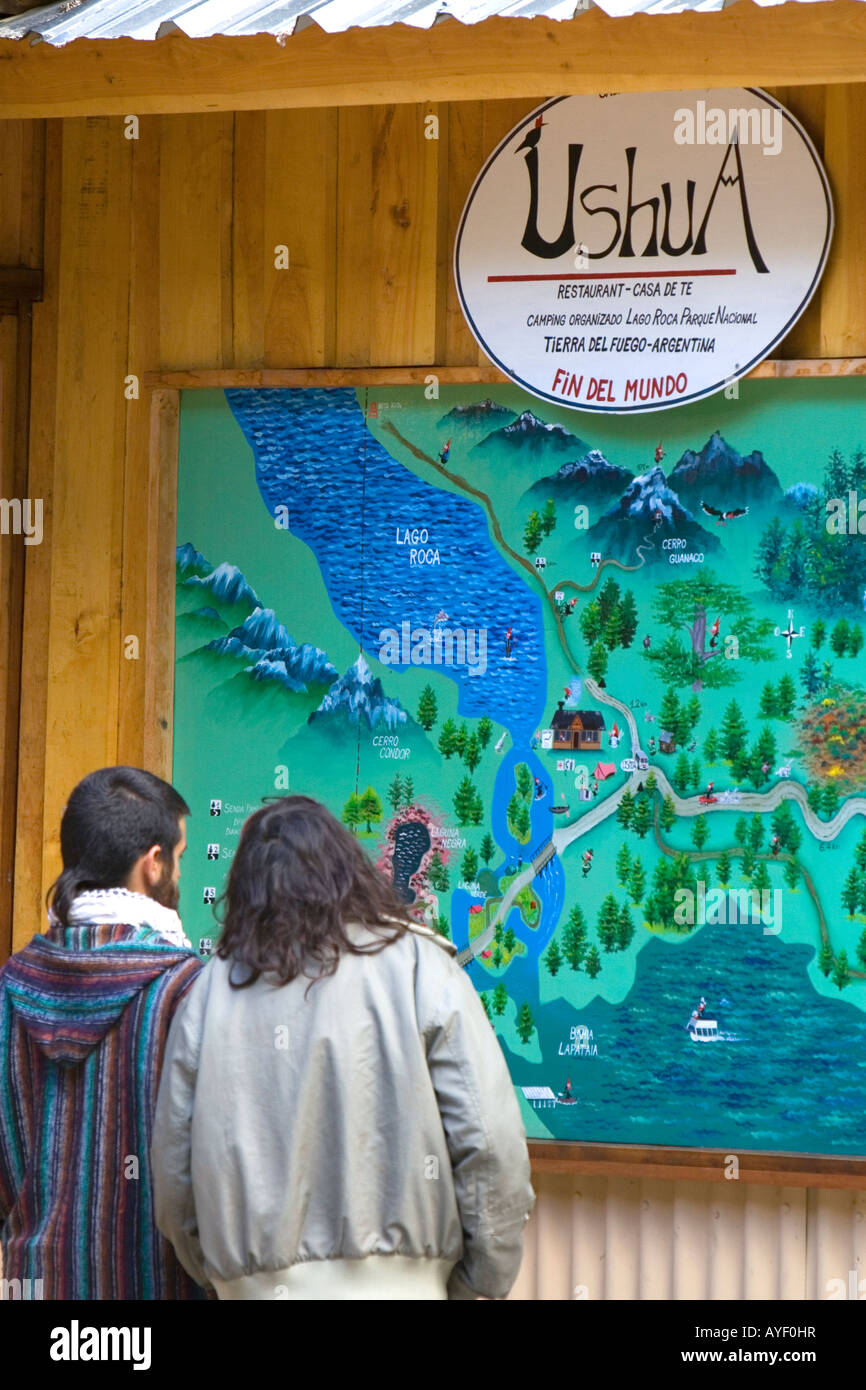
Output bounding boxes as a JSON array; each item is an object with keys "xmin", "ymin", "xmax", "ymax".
[
  {"xmin": 207, "ymin": 608, "xmax": 337, "ymax": 692},
  {"xmin": 589, "ymin": 465, "xmax": 721, "ymax": 562},
  {"xmin": 183, "ymin": 560, "xmax": 262, "ymax": 611},
  {"xmin": 438, "ymin": 400, "xmax": 515, "ymax": 427},
  {"xmin": 309, "ymin": 654, "xmax": 408, "ymax": 732},
  {"xmin": 176, "ymin": 545, "xmax": 337, "ymax": 695},
  {"xmin": 472, "ymin": 409, "xmax": 588, "ymax": 457},
  {"xmin": 528, "ymin": 447, "xmax": 634, "ymax": 503},
  {"xmin": 667, "ymin": 430, "xmax": 782, "ymax": 510}
]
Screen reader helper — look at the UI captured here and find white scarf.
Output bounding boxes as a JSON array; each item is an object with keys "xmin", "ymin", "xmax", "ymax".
[{"xmin": 48, "ymin": 887, "xmax": 192, "ymax": 949}]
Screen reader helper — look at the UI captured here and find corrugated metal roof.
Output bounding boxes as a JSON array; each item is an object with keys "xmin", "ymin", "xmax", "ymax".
[{"xmin": 0, "ymin": 0, "xmax": 841, "ymax": 46}]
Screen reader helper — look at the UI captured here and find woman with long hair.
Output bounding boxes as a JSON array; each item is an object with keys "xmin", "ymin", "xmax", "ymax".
[{"xmin": 152, "ymin": 794, "xmax": 534, "ymax": 1300}]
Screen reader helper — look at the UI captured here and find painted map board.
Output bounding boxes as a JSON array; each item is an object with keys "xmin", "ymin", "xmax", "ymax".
[{"xmin": 173, "ymin": 380, "xmax": 866, "ymax": 1154}]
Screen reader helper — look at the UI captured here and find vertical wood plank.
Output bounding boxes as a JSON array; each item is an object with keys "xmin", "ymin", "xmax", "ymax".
[
  {"xmin": 852, "ymin": 1186, "xmax": 866, "ymax": 1303},
  {"xmin": 336, "ymin": 106, "xmax": 374, "ymax": 367},
  {"xmin": 37, "ymin": 115, "xmax": 131, "ymax": 909},
  {"xmin": 570, "ymin": 1175, "xmax": 608, "ymax": 1301},
  {"xmin": 444, "ymin": 102, "xmax": 486, "ymax": 366},
  {"xmin": 432, "ymin": 102, "xmax": 450, "ymax": 369},
  {"xmin": 743, "ymin": 1184, "xmax": 784, "ymax": 1299},
  {"xmin": 507, "ymin": 1188, "xmax": 538, "ymax": 1301},
  {"xmin": 13, "ymin": 120, "xmax": 61, "ymax": 952},
  {"xmin": 0, "ymin": 116, "xmax": 42, "ymax": 962},
  {"xmin": 369, "ymin": 104, "xmax": 439, "ymax": 366},
  {"xmin": 232, "ymin": 110, "xmax": 266, "ymax": 368},
  {"xmin": 2, "ymin": 300, "xmax": 34, "ymax": 957},
  {"xmin": 819, "ymin": 85, "xmax": 866, "ymax": 357},
  {"xmin": 778, "ymin": 1187, "xmax": 807, "ymax": 1300},
  {"xmin": 0, "ymin": 122, "xmax": 26, "ymax": 263},
  {"xmin": 638, "ymin": 1178, "xmax": 675, "ymax": 1299},
  {"xmin": 773, "ymin": 85, "xmax": 826, "ymax": 359},
  {"xmin": 118, "ymin": 115, "xmax": 160, "ymax": 768},
  {"xmin": 0, "ymin": 314, "xmax": 21, "ymax": 965},
  {"xmin": 808, "ymin": 1187, "xmax": 858, "ymax": 1301},
  {"xmin": 16, "ymin": 121, "xmax": 45, "ymax": 271},
  {"xmin": 263, "ymin": 109, "xmax": 338, "ymax": 368},
  {"xmin": 159, "ymin": 114, "xmax": 233, "ymax": 370},
  {"xmin": 533, "ymin": 1172, "xmax": 574, "ymax": 1299},
  {"xmin": 143, "ymin": 388, "xmax": 179, "ymax": 782},
  {"xmin": 477, "ymin": 99, "xmax": 542, "ymax": 368},
  {"xmin": 672, "ymin": 1180, "xmax": 712, "ymax": 1299},
  {"xmin": 603, "ymin": 1177, "xmax": 641, "ymax": 1299},
  {"xmin": 707, "ymin": 1174, "xmax": 745, "ymax": 1300}
]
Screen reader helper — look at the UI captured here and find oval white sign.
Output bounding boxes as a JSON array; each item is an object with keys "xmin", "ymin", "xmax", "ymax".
[{"xmin": 454, "ymin": 90, "xmax": 833, "ymax": 414}]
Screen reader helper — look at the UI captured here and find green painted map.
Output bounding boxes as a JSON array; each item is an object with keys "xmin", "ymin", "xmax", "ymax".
[{"xmin": 173, "ymin": 377, "xmax": 866, "ymax": 1153}]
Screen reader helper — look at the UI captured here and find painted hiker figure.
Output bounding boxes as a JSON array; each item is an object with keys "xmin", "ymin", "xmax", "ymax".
[{"xmin": 0, "ymin": 767, "xmax": 207, "ymax": 1300}]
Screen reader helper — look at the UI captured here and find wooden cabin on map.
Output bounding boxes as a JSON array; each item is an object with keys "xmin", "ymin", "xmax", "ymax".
[{"xmin": 551, "ymin": 704, "xmax": 606, "ymax": 751}]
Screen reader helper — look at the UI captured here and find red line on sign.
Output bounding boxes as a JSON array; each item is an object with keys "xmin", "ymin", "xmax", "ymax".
[{"xmin": 487, "ymin": 270, "xmax": 737, "ymax": 282}]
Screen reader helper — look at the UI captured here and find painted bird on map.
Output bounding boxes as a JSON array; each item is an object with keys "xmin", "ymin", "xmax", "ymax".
[
  {"xmin": 700, "ymin": 501, "xmax": 749, "ymax": 525},
  {"xmin": 654, "ymin": 443, "xmax": 665, "ymax": 464},
  {"xmin": 709, "ymin": 617, "xmax": 721, "ymax": 648},
  {"xmin": 439, "ymin": 439, "xmax": 451, "ymax": 465}
]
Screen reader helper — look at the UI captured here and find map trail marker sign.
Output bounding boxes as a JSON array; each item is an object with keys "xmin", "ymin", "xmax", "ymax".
[{"xmin": 454, "ymin": 91, "xmax": 833, "ymax": 413}]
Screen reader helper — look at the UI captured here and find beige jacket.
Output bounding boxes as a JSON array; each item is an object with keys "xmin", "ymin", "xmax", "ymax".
[{"xmin": 151, "ymin": 920, "xmax": 535, "ymax": 1300}]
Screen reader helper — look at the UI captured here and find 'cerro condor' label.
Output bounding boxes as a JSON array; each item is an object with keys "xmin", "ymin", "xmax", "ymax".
[{"xmin": 454, "ymin": 91, "xmax": 833, "ymax": 414}]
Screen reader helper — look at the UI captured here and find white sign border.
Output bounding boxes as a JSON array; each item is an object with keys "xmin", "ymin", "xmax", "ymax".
[{"xmin": 453, "ymin": 88, "xmax": 834, "ymax": 414}]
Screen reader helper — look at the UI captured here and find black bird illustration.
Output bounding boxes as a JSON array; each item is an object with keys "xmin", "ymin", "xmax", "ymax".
[
  {"xmin": 700, "ymin": 501, "xmax": 749, "ymax": 526},
  {"xmin": 516, "ymin": 114, "xmax": 547, "ymax": 154}
]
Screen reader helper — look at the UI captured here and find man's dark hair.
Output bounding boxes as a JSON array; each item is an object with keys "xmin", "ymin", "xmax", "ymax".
[
  {"xmin": 47, "ymin": 767, "xmax": 190, "ymax": 926},
  {"xmin": 216, "ymin": 795, "xmax": 411, "ymax": 990}
]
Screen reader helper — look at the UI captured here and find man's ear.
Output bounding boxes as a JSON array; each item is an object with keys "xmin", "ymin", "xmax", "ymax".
[
  {"xmin": 141, "ymin": 844, "xmax": 165, "ymax": 887},
  {"xmin": 127, "ymin": 843, "xmax": 164, "ymax": 895}
]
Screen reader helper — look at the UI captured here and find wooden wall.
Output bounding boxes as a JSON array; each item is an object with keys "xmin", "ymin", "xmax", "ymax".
[{"xmin": 0, "ymin": 89, "xmax": 864, "ymax": 1298}]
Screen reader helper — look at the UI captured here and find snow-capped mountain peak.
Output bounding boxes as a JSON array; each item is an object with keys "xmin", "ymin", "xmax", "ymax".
[
  {"xmin": 311, "ymin": 654, "xmax": 407, "ymax": 731},
  {"xmin": 183, "ymin": 561, "xmax": 261, "ymax": 610}
]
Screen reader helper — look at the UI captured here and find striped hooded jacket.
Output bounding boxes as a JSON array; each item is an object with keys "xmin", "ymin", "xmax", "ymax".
[{"xmin": 0, "ymin": 923, "xmax": 207, "ymax": 1300}]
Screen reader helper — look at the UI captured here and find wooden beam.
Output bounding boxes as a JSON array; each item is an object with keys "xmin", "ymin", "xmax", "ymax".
[
  {"xmin": 26, "ymin": 117, "xmax": 131, "ymax": 925},
  {"xmin": 528, "ymin": 1142, "xmax": 866, "ymax": 1190},
  {"xmin": 0, "ymin": 309, "xmax": 29, "ymax": 966},
  {"xmin": 4, "ymin": 5, "xmax": 866, "ymax": 119},
  {"xmin": 0, "ymin": 267, "xmax": 42, "ymax": 301},
  {"xmin": 142, "ymin": 358, "xmax": 866, "ymax": 389},
  {"xmin": 13, "ymin": 121, "xmax": 59, "ymax": 953},
  {"xmin": 820, "ymin": 85, "xmax": 866, "ymax": 355},
  {"xmin": 143, "ymin": 389, "xmax": 178, "ymax": 781},
  {"xmin": 118, "ymin": 116, "xmax": 161, "ymax": 768}
]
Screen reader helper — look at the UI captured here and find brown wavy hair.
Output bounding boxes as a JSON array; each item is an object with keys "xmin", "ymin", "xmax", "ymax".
[{"xmin": 215, "ymin": 795, "xmax": 412, "ymax": 989}]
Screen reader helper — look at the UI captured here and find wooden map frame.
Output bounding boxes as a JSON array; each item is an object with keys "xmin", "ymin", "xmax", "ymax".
[{"xmin": 148, "ymin": 360, "xmax": 866, "ymax": 1189}]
